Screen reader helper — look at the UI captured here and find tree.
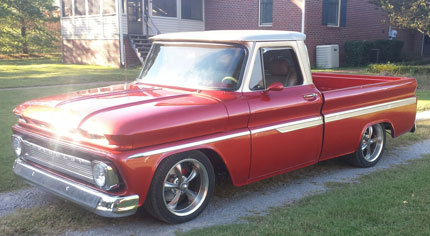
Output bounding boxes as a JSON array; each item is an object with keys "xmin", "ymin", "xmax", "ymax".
[
  {"xmin": 371, "ymin": 0, "xmax": 430, "ymax": 36},
  {"xmin": 0, "ymin": 0, "xmax": 59, "ymax": 54}
]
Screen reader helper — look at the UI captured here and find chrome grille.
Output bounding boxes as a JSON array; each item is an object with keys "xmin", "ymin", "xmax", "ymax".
[{"xmin": 22, "ymin": 140, "xmax": 94, "ymax": 184}]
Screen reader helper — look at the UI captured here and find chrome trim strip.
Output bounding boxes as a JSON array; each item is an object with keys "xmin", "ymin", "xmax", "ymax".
[
  {"xmin": 128, "ymin": 131, "xmax": 250, "ymax": 159},
  {"xmin": 325, "ymin": 97, "xmax": 416, "ymax": 123},
  {"xmin": 13, "ymin": 159, "xmax": 139, "ymax": 218},
  {"xmin": 251, "ymin": 116, "xmax": 323, "ymax": 134}
]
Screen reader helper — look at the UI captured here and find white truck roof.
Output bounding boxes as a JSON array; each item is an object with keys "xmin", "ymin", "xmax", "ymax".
[{"xmin": 151, "ymin": 30, "xmax": 306, "ymax": 43}]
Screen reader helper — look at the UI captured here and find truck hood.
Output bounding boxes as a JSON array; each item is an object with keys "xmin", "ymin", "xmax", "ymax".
[{"xmin": 14, "ymin": 83, "xmax": 229, "ymax": 149}]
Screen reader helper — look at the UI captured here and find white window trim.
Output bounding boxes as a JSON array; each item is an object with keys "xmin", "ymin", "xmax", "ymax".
[
  {"xmin": 258, "ymin": 0, "xmax": 273, "ymax": 27},
  {"xmin": 326, "ymin": 0, "xmax": 341, "ymax": 27}
]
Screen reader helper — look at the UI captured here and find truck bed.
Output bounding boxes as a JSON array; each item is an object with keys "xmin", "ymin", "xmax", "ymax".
[
  {"xmin": 313, "ymin": 72, "xmax": 417, "ymax": 161},
  {"xmin": 312, "ymin": 72, "xmax": 413, "ymax": 92}
]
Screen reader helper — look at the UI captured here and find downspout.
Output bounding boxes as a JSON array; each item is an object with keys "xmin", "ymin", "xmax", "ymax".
[
  {"xmin": 117, "ymin": 0, "xmax": 125, "ymax": 67},
  {"xmin": 301, "ymin": 0, "xmax": 306, "ymax": 33}
]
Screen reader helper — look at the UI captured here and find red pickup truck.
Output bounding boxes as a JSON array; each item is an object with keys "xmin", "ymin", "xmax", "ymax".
[{"xmin": 11, "ymin": 31, "xmax": 417, "ymax": 223}]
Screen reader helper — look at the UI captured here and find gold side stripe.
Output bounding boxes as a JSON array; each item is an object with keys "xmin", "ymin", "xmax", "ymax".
[
  {"xmin": 324, "ymin": 97, "xmax": 416, "ymax": 123},
  {"xmin": 128, "ymin": 131, "xmax": 250, "ymax": 159},
  {"xmin": 251, "ymin": 117, "xmax": 323, "ymax": 134}
]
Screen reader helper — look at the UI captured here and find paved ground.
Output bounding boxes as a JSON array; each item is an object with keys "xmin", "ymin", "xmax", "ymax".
[{"xmin": 1, "ymin": 140, "xmax": 429, "ymax": 235}]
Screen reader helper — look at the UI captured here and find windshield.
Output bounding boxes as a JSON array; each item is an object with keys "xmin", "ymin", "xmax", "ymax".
[{"xmin": 138, "ymin": 43, "xmax": 247, "ymax": 90}]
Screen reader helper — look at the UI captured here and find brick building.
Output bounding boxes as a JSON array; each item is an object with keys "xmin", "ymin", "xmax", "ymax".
[{"xmin": 60, "ymin": 0, "xmax": 429, "ymax": 67}]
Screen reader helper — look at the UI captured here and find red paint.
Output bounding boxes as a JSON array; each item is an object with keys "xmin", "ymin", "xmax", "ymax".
[{"xmin": 12, "ymin": 73, "xmax": 417, "ymax": 207}]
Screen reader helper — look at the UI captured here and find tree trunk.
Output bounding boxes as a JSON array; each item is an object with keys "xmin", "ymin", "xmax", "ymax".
[{"xmin": 21, "ymin": 26, "xmax": 29, "ymax": 54}]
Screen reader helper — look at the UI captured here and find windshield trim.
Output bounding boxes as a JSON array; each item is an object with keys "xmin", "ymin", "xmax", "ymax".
[{"xmin": 136, "ymin": 42, "xmax": 249, "ymax": 92}]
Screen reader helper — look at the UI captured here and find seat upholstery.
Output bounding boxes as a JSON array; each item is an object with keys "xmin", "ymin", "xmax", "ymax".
[{"xmin": 266, "ymin": 60, "xmax": 300, "ymax": 87}]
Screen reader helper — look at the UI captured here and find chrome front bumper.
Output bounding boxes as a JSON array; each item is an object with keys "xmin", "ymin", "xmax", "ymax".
[{"xmin": 13, "ymin": 159, "xmax": 139, "ymax": 218}]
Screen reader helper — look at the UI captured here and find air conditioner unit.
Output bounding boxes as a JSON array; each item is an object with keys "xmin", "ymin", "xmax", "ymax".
[{"xmin": 316, "ymin": 45, "xmax": 339, "ymax": 69}]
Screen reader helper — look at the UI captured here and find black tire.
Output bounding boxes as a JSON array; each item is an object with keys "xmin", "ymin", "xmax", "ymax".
[
  {"xmin": 144, "ymin": 150, "xmax": 215, "ymax": 224},
  {"xmin": 348, "ymin": 123, "xmax": 386, "ymax": 168}
]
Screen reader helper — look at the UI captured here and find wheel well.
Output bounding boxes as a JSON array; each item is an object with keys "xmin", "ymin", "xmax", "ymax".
[
  {"xmin": 382, "ymin": 122, "xmax": 394, "ymax": 138},
  {"xmin": 198, "ymin": 149, "xmax": 231, "ymax": 184}
]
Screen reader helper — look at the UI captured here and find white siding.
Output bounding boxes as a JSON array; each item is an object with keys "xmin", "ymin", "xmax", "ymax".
[
  {"xmin": 150, "ymin": 17, "xmax": 204, "ymax": 35},
  {"xmin": 62, "ymin": 15, "xmax": 119, "ymax": 39},
  {"xmin": 88, "ymin": 17, "xmax": 103, "ymax": 35},
  {"xmin": 103, "ymin": 15, "xmax": 119, "ymax": 35},
  {"xmin": 121, "ymin": 14, "xmax": 128, "ymax": 34}
]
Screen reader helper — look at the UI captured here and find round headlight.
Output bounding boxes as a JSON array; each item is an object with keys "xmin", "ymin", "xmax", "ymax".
[
  {"xmin": 92, "ymin": 162, "xmax": 107, "ymax": 188},
  {"xmin": 11, "ymin": 135, "xmax": 23, "ymax": 158}
]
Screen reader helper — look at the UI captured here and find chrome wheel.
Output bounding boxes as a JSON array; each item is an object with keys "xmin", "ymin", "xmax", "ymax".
[
  {"xmin": 360, "ymin": 124, "xmax": 384, "ymax": 163},
  {"xmin": 162, "ymin": 159, "xmax": 209, "ymax": 217}
]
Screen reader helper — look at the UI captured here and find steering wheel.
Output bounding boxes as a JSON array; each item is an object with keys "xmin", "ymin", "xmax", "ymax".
[{"xmin": 221, "ymin": 76, "xmax": 238, "ymax": 85}]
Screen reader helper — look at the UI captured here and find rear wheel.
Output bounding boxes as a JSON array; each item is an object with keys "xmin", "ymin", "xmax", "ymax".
[
  {"xmin": 144, "ymin": 151, "xmax": 215, "ymax": 223},
  {"xmin": 348, "ymin": 123, "xmax": 386, "ymax": 168}
]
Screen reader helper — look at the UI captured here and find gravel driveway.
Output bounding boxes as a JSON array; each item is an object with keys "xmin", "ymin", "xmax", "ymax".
[{"xmin": 1, "ymin": 140, "xmax": 429, "ymax": 235}]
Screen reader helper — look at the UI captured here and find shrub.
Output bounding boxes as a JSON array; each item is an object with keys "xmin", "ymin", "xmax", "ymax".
[
  {"xmin": 374, "ymin": 40, "xmax": 404, "ymax": 63},
  {"xmin": 344, "ymin": 40, "xmax": 375, "ymax": 66},
  {"xmin": 368, "ymin": 63, "xmax": 430, "ymax": 75},
  {"xmin": 344, "ymin": 39, "xmax": 404, "ymax": 66}
]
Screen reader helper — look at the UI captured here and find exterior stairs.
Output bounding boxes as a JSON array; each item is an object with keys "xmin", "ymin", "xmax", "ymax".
[{"xmin": 129, "ymin": 35, "xmax": 152, "ymax": 64}]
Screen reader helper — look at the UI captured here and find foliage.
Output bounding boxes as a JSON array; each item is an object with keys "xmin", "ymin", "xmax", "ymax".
[
  {"xmin": 371, "ymin": 0, "xmax": 430, "ymax": 36},
  {"xmin": 0, "ymin": 0, "xmax": 60, "ymax": 54},
  {"xmin": 344, "ymin": 40, "xmax": 404, "ymax": 66},
  {"xmin": 374, "ymin": 39, "xmax": 404, "ymax": 63},
  {"xmin": 344, "ymin": 40, "xmax": 375, "ymax": 66},
  {"xmin": 368, "ymin": 63, "xmax": 430, "ymax": 75}
]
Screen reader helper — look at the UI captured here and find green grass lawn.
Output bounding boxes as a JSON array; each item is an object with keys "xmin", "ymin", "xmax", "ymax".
[
  {"xmin": 0, "ymin": 84, "xmax": 104, "ymax": 192},
  {"xmin": 184, "ymin": 156, "xmax": 430, "ymax": 236},
  {"xmin": 0, "ymin": 58, "xmax": 140, "ymax": 88}
]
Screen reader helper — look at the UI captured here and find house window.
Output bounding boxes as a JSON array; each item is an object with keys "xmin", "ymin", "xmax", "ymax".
[
  {"xmin": 323, "ymin": 0, "xmax": 347, "ymax": 27},
  {"xmin": 152, "ymin": 0, "xmax": 177, "ymax": 17},
  {"xmin": 62, "ymin": 0, "xmax": 72, "ymax": 17},
  {"xmin": 260, "ymin": 0, "xmax": 273, "ymax": 26},
  {"xmin": 74, "ymin": 0, "xmax": 86, "ymax": 16},
  {"xmin": 327, "ymin": 0, "xmax": 340, "ymax": 26},
  {"xmin": 88, "ymin": 0, "xmax": 100, "ymax": 15},
  {"xmin": 181, "ymin": 0, "xmax": 203, "ymax": 20},
  {"xmin": 103, "ymin": 0, "xmax": 116, "ymax": 15}
]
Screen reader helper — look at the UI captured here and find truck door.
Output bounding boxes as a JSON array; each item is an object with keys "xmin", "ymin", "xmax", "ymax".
[{"xmin": 244, "ymin": 42, "xmax": 324, "ymax": 180}]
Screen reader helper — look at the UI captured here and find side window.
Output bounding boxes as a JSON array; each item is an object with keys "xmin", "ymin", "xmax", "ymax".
[
  {"xmin": 249, "ymin": 50, "xmax": 264, "ymax": 90},
  {"xmin": 250, "ymin": 47, "xmax": 304, "ymax": 90}
]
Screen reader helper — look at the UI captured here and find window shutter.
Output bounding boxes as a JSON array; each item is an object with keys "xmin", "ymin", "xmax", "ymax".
[
  {"xmin": 340, "ymin": 0, "xmax": 347, "ymax": 27},
  {"xmin": 322, "ymin": 0, "xmax": 329, "ymax": 25}
]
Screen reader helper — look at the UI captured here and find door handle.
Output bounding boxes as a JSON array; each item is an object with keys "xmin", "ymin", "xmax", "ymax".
[{"xmin": 303, "ymin": 93, "xmax": 318, "ymax": 101}]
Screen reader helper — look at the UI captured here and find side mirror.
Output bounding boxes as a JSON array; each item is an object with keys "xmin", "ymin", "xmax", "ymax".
[{"xmin": 263, "ymin": 82, "xmax": 284, "ymax": 94}]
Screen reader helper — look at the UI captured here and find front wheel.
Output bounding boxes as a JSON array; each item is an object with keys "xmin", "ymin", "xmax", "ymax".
[
  {"xmin": 348, "ymin": 123, "xmax": 386, "ymax": 168},
  {"xmin": 144, "ymin": 151, "xmax": 215, "ymax": 223}
]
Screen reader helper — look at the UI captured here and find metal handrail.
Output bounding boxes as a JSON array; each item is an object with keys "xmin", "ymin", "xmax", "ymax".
[{"xmin": 146, "ymin": 15, "xmax": 161, "ymax": 35}]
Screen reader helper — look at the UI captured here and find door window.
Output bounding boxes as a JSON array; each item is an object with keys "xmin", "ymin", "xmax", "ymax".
[
  {"xmin": 249, "ymin": 48, "xmax": 303, "ymax": 90},
  {"xmin": 128, "ymin": 0, "xmax": 142, "ymax": 22}
]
